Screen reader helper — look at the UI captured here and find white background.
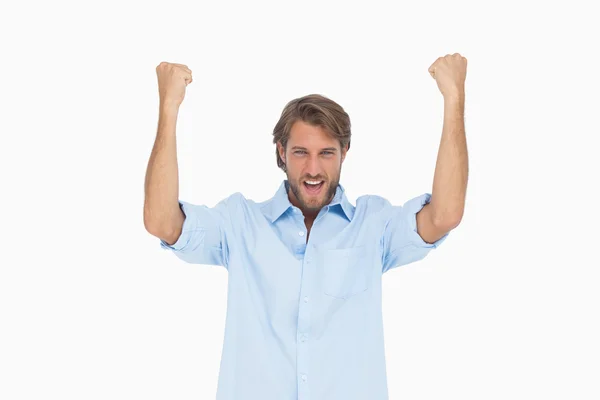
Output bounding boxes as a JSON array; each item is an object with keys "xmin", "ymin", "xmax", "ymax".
[{"xmin": 1, "ymin": 0, "xmax": 599, "ymax": 399}]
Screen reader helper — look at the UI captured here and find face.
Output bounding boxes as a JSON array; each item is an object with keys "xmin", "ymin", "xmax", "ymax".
[{"xmin": 277, "ymin": 120, "xmax": 347, "ymax": 217}]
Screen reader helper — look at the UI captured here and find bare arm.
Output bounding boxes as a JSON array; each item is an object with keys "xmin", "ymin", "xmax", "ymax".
[
  {"xmin": 417, "ymin": 94, "xmax": 467, "ymax": 242},
  {"xmin": 417, "ymin": 53, "xmax": 469, "ymax": 243},
  {"xmin": 143, "ymin": 62, "xmax": 193, "ymax": 244},
  {"xmin": 143, "ymin": 103, "xmax": 184, "ymax": 244}
]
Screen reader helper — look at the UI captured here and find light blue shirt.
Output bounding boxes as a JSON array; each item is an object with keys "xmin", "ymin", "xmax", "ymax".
[{"xmin": 160, "ymin": 180, "xmax": 450, "ymax": 400}]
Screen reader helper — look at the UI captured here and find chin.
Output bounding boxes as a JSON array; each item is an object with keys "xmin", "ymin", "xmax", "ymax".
[{"xmin": 302, "ymin": 186, "xmax": 329, "ymax": 208}]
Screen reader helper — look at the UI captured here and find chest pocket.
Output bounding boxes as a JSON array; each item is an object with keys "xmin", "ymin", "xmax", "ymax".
[{"xmin": 322, "ymin": 246, "xmax": 369, "ymax": 300}]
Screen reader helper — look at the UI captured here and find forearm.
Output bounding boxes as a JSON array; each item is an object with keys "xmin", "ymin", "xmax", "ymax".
[
  {"xmin": 143, "ymin": 102, "xmax": 184, "ymax": 233},
  {"xmin": 430, "ymin": 92, "xmax": 468, "ymax": 227}
]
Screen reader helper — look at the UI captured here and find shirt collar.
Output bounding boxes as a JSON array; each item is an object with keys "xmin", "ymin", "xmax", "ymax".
[{"xmin": 263, "ymin": 179, "xmax": 355, "ymax": 223}]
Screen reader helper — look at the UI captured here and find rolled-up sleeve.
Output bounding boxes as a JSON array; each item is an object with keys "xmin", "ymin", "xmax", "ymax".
[
  {"xmin": 159, "ymin": 193, "xmax": 239, "ymax": 269},
  {"xmin": 381, "ymin": 193, "xmax": 450, "ymax": 273}
]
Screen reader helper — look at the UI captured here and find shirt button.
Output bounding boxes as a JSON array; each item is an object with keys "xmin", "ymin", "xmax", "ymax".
[
  {"xmin": 301, "ymin": 374, "xmax": 307, "ymax": 382},
  {"xmin": 298, "ymin": 231, "xmax": 305, "ymax": 236},
  {"xmin": 301, "ymin": 334, "xmax": 308, "ymax": 342},
  {"xmin": 304, "ymin": 296, "xmax": 309, "ymax": 303}
]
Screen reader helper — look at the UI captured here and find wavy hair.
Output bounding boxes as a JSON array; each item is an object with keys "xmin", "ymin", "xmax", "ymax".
[{"xmin": 272, "ymin": 94, "xmax": 351, "ymax": 172}]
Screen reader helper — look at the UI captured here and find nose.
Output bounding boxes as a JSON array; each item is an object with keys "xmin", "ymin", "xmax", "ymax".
[{"xmin": 305, "ymin": 154, "xmax": 322, "ymax": 177}]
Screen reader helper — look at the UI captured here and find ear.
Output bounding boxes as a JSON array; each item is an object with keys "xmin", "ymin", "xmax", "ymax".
[
  {"xmin": 277, "ymin": 141, "xmax": 286, "ymax": 164},
  {"xmin": 341, "ymin": 144, "xmax": 348, "ymax": 163}
]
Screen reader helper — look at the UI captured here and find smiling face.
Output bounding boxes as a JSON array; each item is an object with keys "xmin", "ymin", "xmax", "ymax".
[{"xmin": 277, "ymin": 120, "xmax": 347, "ymax": 217}]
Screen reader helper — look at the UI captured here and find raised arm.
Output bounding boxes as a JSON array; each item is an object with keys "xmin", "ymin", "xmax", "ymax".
[
  {"xmin": 143, "ymin": 62, "xmax": 193, "ymax": 244},
  {"xmin": 417, "ymin": 53, "xmax": 468, "ymax": 243}
]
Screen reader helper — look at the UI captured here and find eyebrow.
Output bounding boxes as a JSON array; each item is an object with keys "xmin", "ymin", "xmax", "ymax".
[{"xmin": 291, "ymin": 146, "xmax": 338, "ymax": 152}]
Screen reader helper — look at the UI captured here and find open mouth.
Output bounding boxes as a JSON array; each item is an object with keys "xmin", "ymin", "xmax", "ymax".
[{"xmin": 303, "ymin": 180, "xmax": 324, "ymax": 195}]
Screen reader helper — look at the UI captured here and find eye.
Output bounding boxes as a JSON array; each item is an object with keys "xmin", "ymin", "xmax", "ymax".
[
  {"xmin": 322, "ymin": 151, "xmax": 334, "ymax": 155},
  {"xmin": 294, "ymin": 150, "xmax": 307, "ymax": 155}
]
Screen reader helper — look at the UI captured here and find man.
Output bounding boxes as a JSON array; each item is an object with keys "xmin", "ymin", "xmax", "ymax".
[{"xmin": 144, "ymin": 54, "xmax": 468, "ymax": 400}]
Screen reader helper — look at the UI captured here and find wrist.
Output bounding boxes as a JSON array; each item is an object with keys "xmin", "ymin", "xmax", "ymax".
[
  {"xmin": 160, "ymin": 100, "xmax": 180, "ymax": 114},
  {"xmin": 443, "ymin": 89, "xmax": 465, "ymax": 104},
  {"xmin": 443, "ymin": 91, "xmax": 465, "ymax": 117}
]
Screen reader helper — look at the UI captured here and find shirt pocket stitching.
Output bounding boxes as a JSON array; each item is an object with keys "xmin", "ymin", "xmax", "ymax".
[{"xmin": 322, "ymin": 246, "xmax": 368, "ymax": 300}]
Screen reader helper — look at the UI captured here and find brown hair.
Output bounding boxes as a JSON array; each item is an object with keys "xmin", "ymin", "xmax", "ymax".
[{"xmin": 272, "ymin": 94, "xmax": 351, "ymax": 172}]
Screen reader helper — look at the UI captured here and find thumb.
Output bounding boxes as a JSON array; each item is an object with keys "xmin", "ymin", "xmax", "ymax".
[
  {"xmin": 428, "ymin": 57, "xmax": 441, "ymax": 78},
  {"xmin": 428, "ymin": 65, "xmax": 436, "ymax": 78}
]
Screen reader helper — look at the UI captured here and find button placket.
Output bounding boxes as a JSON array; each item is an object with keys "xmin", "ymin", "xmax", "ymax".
[{"xmin": 297, "ymin": 228, "xmax": 312, "ymax": 397}]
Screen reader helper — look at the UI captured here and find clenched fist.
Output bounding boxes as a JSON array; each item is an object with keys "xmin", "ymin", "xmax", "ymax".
[
  {"xmin": 428, "ymin": 53, "xmax": 467, "ymax": 99},
  {"xmin": 156, "ymin": 62, "xmax": 193, "ymax": 108}
]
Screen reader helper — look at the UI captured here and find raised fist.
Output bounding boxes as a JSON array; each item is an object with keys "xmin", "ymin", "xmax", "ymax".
[
  {"xmin": 428, "ymin": 53, "xmax": 467, "ymax": 98},
  {"xmin": 156, "ymin": 62, "xmax": 193, "ymax": 107}
]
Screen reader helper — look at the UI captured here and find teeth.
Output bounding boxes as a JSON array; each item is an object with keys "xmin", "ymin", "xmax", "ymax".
[{"xmin": 305, "ymin": 180, "xmax": 322, "ymax": 185}]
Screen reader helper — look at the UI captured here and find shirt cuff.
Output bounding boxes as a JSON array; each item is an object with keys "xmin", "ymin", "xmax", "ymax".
[
  {"xmin": 404, "ymin": 193, "xmax": 450, "ymax": 248},
  {"xmin": 159, "ymin": 201, "xmax": 197, "ymax": 251}
]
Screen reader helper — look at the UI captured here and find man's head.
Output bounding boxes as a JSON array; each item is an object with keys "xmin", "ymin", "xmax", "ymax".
[{"xmin": 272, "ymin": 94, "xmax": 351, "ymax": 218}]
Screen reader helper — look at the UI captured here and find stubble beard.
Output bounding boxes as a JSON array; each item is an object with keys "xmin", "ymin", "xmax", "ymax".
[{"xmin": 288, "ymin": 173, "xmax": 339, "ymax": 212}]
